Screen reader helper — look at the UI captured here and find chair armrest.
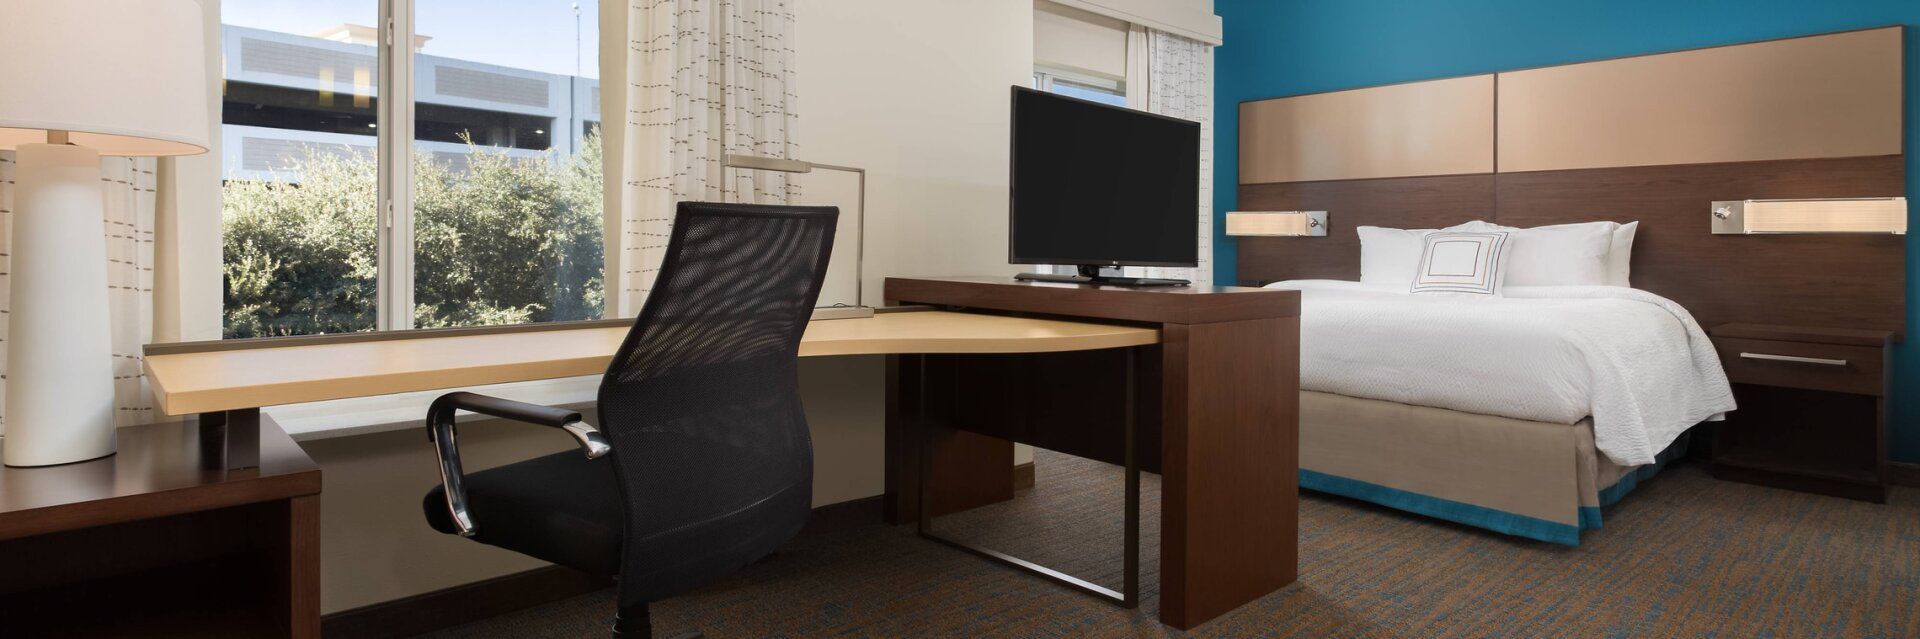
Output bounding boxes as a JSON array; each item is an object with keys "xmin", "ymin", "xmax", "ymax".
[{"xmin": 424, "ymin": 391, "xmax": 612, "ymax": 537}]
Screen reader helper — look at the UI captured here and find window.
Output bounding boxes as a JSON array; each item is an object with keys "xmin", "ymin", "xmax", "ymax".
[
  {"xmin": 1033, "ymin": 70, "xmax": 1128, "ymax": 107},
  {"xmin": 220, "ymin": 0, "xmax": 602, "ymax": 338}
]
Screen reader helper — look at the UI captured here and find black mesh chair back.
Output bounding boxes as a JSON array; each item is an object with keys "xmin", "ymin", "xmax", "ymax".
[{"xmin": 596, "ymin": 201, "xmax": 837, "ymax": 608}]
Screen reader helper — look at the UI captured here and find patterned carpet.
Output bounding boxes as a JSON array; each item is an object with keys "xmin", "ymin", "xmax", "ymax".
[{"xmin": 420, "ymin": 450, "xmax": 1919, "ymax": 638}]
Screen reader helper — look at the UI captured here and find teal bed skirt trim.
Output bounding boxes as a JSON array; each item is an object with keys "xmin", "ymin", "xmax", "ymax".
[
  {"xmin": 1579, "ymin": 434, "xmax": 1692, "ymax": 530},
  {"xmin": 1299, "ymin": 469, "xmax": 1583, "ymax": 546},
  {"xmin": 1302, "ymin": 433, "xmax": 1694, "ymax": 546}
]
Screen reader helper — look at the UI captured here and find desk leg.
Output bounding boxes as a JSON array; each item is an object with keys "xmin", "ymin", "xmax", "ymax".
[
  {"xmin": 884, "ymin": 354, "xmax": 1014, "ymax": 524},
  {"xmin": 1159, "ymin": 318, "xmax": 1299, "ymax": 629},
  {"xmin": 199, "ymin": 408, "xmax": 261, "ymax": 471}
]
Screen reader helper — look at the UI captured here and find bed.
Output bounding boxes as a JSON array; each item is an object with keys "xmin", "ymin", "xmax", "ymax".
[{"xmin": 1265, "ymin": 280, "xmax": 1736, "ymax": 545}]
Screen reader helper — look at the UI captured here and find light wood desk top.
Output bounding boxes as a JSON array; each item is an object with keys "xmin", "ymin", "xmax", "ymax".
[{"xmin": 145, "ymin": 310, "xmax": 1159, "ymax": 416}]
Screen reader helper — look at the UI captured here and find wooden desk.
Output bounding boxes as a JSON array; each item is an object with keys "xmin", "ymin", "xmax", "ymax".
[
  {"xmin": 145, "ymin": 310, "xmax": 1159, "ymax": 416},
  {"xmin": 0, "ymin": 418, "xmax": 320, "ymax": 637},
  {"xmin": 885, "ymin": 277, "xmax": 1300, "ymax": 630},
  {"xmin": 139, "ymin": 299, "xmax": 1290, "ymax": 631},
  {"xmin": 145, "ymin": 310, "xmax": 1158, "ymax": 472}
]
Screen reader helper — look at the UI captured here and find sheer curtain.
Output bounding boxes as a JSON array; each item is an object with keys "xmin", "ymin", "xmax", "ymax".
[
  {"xmin": 1139, "ymin": 29, "xmax": 1214, "ymax": 286},
  {"xmin": 615, "ymin": 0, "xmax": 799, "ymax": 317},
  {"xmin": 0, "ymin": 153, "xmax": 158, "ymax": 432}
]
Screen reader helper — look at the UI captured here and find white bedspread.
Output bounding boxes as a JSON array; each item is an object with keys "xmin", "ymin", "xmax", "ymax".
[{"xmin": 1264, "ymin": 280, "xmax": 1735, "ymax": 466}]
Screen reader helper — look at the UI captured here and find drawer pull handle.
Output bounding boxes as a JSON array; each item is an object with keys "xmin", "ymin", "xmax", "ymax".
[{"xmin": 1739, "ymin": 352, "xmax": 1848, "ymax": 367}]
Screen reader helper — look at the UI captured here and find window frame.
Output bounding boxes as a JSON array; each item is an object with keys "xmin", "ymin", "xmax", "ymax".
[
  {"xmin": 1032, "ymin": 67, "xmax": 1126, "ymax": 103},
  {"xmin": 376, "ymin": 0, "xmax": 417, "ymax": 331},
  {"xmin": 225, "ymin": 0, "xmax": 603, "ymax": 335}
]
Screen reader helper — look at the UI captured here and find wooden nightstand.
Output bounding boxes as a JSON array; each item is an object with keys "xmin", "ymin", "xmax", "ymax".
[{"xmin": 1708, "ymin": 323, "xmax": 1894, "ymax": 502}]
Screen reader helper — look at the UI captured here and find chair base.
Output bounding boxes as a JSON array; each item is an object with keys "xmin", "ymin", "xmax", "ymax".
[
  {"xmin": 611, "ymin": 630, "xmax": 702, "ymax": 639},
  {"xmin": 612, "ymin": 602, "xmax": 703, "ymax": 639}
]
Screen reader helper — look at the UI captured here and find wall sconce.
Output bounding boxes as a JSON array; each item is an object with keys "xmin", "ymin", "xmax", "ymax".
[
  {"xmin": 1711, "ymin": 198, "xmax": 1906, "ymax": 235},
  {"xmin": 1225, "ymin": 211, "xmax": 1328, "ymax": 237}
]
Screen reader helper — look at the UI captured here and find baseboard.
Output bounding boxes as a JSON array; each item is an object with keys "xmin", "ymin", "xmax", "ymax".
[
  {"xmin": 324, "ymin": 494, "xmax": 892, "ymax": 638},
  {"xmin": 1891, "ymin": 462, "xmax": 1920, "ymax": 488},
  {"xmin": 799, "ymin": 494, "xmax": 885, "ymax": 536},
  {"xmin": 1014, "ymin": 461, "xmax": 1035, "ymax": 489},
  {"xmin": 322, "ymin": 565, "xmax": 610, "ymax": 639}
]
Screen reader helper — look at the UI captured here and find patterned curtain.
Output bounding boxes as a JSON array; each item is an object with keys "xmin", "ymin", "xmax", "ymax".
[
  {"xmin": 0, "ymin": 153, "xmax": 158, "ymax": 432},
  {"xmin": 617, "ymin": 0, "xmax": 799, "ymax": 317},
  {"xmin": 1140, "ymin": 29, "xmax": 1214, "ymax": 286}
]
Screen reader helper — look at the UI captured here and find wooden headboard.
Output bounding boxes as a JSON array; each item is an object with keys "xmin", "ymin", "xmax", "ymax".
[{"xmin": 1235, "ymin": 27, "xmax": 1906, "ymax": 334}]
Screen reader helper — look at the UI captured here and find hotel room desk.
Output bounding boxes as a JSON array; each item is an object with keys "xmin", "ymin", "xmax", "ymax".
[
  {"xmin": 141, "ymin": 279, "xmax": 1300, "ymax": 630},
  {"xmin": 885, "ymin": 277, "xmax": 1300, "ymax": 628}
]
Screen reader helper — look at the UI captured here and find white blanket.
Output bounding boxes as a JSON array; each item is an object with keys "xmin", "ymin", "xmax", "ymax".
[{"xmin": 1264, "ymin": 280, "xmax": 1735, "ymax": 466}]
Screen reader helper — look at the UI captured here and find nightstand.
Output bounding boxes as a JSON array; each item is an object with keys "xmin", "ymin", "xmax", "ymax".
[
  {"xmin": 1708, "ymin": 323, "xmax": 1894, "ymax": 502},
  {"xmin": 0, "ymin": 417, "xmax": 321, "ymax": 637}
]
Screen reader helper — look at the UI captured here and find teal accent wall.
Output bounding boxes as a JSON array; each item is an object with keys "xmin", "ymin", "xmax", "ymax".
[{"xmin": 1213, "ymin": 1, "xmax": 1920, "ymax": 462}]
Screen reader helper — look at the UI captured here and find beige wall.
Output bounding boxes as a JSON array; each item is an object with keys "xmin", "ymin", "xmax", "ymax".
[
  {"xmin": 796, "ymin": 0, "xmax": 1032, "ymax": 298},
  {"xmin": 306, "ymin": 0, "xmax": 1033, "ymax": 613}
]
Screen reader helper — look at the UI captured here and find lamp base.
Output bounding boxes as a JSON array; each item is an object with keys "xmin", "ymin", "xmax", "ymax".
[{"xmin": 2, "ymin": 143, "xmax": 118, "ymax": 468}]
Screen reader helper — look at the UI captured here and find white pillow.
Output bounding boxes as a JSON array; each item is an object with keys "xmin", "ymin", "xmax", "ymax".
[
  {"xmin": 1448, "ymin": 220, "xmax": 1612, "ymax": 286},
  {"xmin": 1409, "ymin": 231, "xmax": 1513, "ymax": 296},
  {"xmin": 1356, "ymin": 226, "xmax": 1436, "ymax": 288},
  {"xmin": 1514, "ymin": 221, "xmax": 1637, "ymax": 286}
]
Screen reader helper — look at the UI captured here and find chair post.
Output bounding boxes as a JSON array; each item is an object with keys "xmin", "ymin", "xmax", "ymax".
[{"xmin": 612, "ymin": 602, "xmax": 650, "ymax": 638}]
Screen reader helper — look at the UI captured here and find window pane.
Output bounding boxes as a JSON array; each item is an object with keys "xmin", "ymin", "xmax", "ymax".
[
  {"xmin": 221, "ymin": 0, "xmax": 381, "ymax": 338},
  {"xmin": 412, "ymin": 0, "xmax": 604, "ymax": 328},
  {"xmin": 1050, "ymin": 79, "xmax": 1127, "ymax": 107}
]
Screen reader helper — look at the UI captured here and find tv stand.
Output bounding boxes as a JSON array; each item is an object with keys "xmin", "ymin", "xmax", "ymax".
[{"xmin": 1015, "ymin": 265, "xmax": 1190, "ymax": 287}]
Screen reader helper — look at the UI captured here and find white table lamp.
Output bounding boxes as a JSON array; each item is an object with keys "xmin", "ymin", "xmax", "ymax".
[{"xmin": 0, "ymin": 0, "xmax": 209, "ymax": 466}]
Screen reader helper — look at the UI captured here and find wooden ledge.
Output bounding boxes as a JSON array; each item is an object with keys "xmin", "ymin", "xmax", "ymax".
[{"xmin": 145, "ymin": 311, "xmax": 1159, "ymax": 416}]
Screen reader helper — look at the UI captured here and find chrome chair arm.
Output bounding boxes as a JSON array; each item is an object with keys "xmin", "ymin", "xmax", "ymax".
[{"xmin": 424, "ymin": 392, "xmax": 612, "ymax": 537}]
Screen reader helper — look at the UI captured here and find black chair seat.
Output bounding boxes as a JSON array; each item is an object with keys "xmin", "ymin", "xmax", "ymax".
[{"xmin": 424, "ymin": 450, "xmax": 624, "ymax": 574}]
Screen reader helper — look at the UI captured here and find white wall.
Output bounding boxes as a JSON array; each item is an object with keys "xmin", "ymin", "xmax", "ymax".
[{"xmin": 795, "ymin": 0, "xmax": 1033, "ymax": 299}]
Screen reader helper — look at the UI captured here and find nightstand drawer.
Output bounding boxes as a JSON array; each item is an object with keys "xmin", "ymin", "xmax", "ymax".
[{"xmin": 1713, "ymin": 337, "xmax": 1884, "ymax": 396}]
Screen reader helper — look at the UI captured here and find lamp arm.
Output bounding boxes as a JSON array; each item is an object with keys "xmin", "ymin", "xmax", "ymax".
[{"xmin": 809, "ymin": 164, "xmax": 866, "ymax": 309}]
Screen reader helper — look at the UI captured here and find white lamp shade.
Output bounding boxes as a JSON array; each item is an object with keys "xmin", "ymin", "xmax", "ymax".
[{"xmin": 0, "ymin": 0, "xmax": 210, "ymax": 156}]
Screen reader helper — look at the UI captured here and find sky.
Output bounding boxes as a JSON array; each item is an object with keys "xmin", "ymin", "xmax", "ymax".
[{"xmin": 223, "ymin": 0, "xmax": 599, "ymax": 78}]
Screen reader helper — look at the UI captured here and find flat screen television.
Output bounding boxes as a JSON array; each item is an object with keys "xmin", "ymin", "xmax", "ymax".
[{"xmin": 1008, "ymin": 85, "xmax": 1200, "ymax": 286}]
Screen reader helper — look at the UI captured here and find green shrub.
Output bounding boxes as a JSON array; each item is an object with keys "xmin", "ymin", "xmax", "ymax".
[{"xmin": 222, "ymin": 132, "xmax": 603, "ymax": 338}]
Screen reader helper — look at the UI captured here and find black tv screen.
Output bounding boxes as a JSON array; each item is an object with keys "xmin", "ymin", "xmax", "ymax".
[{"xmin": 1009, "ymin": 86, "xmax": 1200, "ymax": 268}]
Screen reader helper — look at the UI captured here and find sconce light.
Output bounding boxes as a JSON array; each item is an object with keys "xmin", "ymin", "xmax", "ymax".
[
  {"xmin": 1225, "ymin": 211, "xmax": 1327, "ymax": 237},
  {"xmin": 1711, "ymin": 198, "xmax": 1906, "ymax": 235}
]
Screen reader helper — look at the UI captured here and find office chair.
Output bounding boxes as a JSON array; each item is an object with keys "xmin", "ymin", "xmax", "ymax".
[{"xmin": 422, "ymin": 202, "xmax": 839, "ymax": 638}]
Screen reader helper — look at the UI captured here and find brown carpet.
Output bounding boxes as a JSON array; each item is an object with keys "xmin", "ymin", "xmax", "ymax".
[{"xmin": 418, "ymin": 450, "xmax": 1919, "ymax": 638}]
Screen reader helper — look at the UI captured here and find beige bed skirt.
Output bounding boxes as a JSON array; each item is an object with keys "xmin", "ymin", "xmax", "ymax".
[{"xmin": 1300, "ymin": 391, "xmax": 1683, "ymax": 545}]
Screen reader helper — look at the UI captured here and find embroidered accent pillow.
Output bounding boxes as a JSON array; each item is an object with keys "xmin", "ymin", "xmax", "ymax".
[{"xmin": 1410, "ymin": 231, "xmax": 1511, "ymax": 296}]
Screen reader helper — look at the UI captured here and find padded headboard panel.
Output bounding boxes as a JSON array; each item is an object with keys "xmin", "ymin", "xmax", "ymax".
[{"xmin": 1235, "ymin": 27, "xmax": 1906, "ymax": 334}]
